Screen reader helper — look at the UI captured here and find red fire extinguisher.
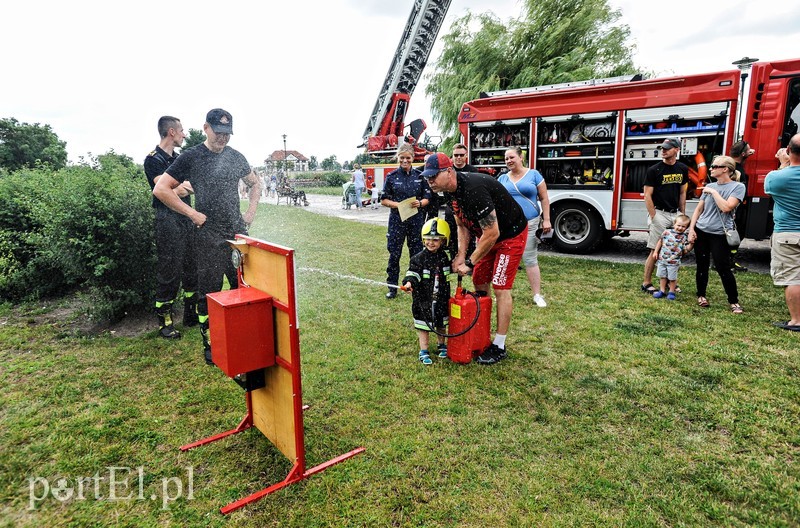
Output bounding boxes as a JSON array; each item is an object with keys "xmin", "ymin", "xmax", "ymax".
[{"xmin": 446, "ymin": 277, "xmax": 492, "ymax": 364}]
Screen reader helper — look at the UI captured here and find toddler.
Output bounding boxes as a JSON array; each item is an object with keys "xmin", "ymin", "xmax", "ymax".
[
  {"xmin": 652, "ymin": 214, "xmax": 694, "ymax": 300},
  {"xmin": 403, "ymin": 218, "xmax": 452, "ymax": 364}
]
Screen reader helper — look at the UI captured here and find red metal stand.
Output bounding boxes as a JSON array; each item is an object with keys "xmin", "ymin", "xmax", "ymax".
[
  {"xmin": 179, "ymin": 393, "xmax": 254, "ymax": 452},
  {"xmin": 180, "ymin": 390, "xmax": 365, "ymax": 515},
  {"xmin": 219, "ymin": 447, "xmax": 366, "ymax": 515}
]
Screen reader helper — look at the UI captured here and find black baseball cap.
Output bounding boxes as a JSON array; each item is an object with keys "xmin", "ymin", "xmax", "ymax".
[
  {"xmin": 659, "ymin": 138, "xmax": 680, "ymax": 150},
  {"xmin": 206, "ymin": 108, "xmax": 233, "ymax": 134}
]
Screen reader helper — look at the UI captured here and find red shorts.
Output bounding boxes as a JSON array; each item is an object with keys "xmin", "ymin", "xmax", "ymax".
[{"xmin": 472, "ymin": 225, "xmax": 528, "ymax": 290}]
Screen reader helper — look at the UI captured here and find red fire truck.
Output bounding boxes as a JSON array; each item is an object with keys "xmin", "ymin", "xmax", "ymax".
[{"xmin": 458, "ymin": 57, "xmax": 800, "ymax": 253}]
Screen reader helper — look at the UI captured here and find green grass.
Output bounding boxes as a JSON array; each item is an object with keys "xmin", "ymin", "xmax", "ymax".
[{"xmin": 1, "ymin": 204, "xmax": 798, "ymax": 527}]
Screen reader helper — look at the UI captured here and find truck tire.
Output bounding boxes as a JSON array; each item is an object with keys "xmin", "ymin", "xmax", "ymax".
[{"xmin": 551, "ymin": 202, "xmax": 604, "ymax": 254}]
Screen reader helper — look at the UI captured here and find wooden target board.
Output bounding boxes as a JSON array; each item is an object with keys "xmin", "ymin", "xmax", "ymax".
[{"xmin": 181, "ymin": 235, "xmax": 364, "ymax": 515}]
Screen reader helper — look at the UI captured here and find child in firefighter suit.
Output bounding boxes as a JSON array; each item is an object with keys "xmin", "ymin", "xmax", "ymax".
[{"xmin": 402, "ymin": 218, "xmax": 452, "ymax": 365}]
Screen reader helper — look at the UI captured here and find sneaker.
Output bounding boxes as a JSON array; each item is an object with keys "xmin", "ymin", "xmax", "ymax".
[
  {"xmin": 385, "ymin": 289, "xmax": 397, "ymax": 299},
  {"xmin": 437, "ymin": 346, "xmax": 448, "ymax": 358},
  {"xmin": 419, "ymin": 351, "xmax": 432, "ymax": 365},
  {"xmin": 732, "ymin": 262, "xmax": 748, "ymax": 273},
  {"xmin": 533, "ymin": 294, "xmax": 547, "ymax": 307},
  {"xmin": 667, "ymin": 292, "xmax": 676, "ymax": 301},
  {"xmin": 476, "ymin": 344, "xmax": 505, "ymax": 365},
  {"xmin": 653, "ymin": 290, "xmax": 666, "ymax": 299}
]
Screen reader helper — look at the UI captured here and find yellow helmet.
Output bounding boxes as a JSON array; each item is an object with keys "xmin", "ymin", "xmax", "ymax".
[{"xmin": 421, "ymin": 218, "xmax": 450, "ymax": 244}]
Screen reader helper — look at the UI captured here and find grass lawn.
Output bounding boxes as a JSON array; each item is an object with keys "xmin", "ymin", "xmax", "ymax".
[{"xmin": 1, "ymin": 203, "xmax": 798, "ymax": 527}]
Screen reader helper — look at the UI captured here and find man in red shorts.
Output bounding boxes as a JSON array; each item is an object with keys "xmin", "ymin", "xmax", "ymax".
[{"xmin": 422, "ymin": 153, "xmax": 528, "ymax": 365}]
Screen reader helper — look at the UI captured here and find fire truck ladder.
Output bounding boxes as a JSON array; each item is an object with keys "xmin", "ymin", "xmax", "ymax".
[
  {"xmin": 361, "ymin": 0, "xmax": 452, "ymax": 150},
  {"xmin": 481, "ymin": 74, "xmax": 645, "ymax": 98}
]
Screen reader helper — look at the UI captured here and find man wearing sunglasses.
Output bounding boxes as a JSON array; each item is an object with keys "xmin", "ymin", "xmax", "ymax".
[
  {"xmin": 422, "ymin": 153, "xmax": 527, "ymax": 365},
  {"xmin": 451, "ymin": 143, "xmax": 475, "ymax": 173},
  {"xmin": 641, "ymin": 137, "xmax": 689, "ymax": 295}
]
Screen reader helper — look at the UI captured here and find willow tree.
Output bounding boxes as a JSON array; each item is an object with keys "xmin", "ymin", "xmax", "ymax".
[{"xmin": 426, "ymin": 0, "xmax": 637, "ymax": 148}]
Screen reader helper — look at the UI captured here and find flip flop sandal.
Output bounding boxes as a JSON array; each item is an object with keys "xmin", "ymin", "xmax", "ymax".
[
  {"xmin": 772, "ymin": 321, "xmax": 800, "ymax": 332},
  {"xmin": 730, "ymin": 304, "xmax": 744, "ymax": 314},
  {"xmin": 697, "ymin": 296, "xmax": 710, "ymax": 308},
  {"xmin": 641, "ymin": 283, "xmax": 657, "ymax": 294}
]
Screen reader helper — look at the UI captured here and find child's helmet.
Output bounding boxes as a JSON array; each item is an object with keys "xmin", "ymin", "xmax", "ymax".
[{"xmin": 421, "ymin": 218, "xmax": 450, "ymax": 244}]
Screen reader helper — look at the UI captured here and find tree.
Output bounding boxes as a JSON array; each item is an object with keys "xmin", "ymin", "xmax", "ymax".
[
  {"xmin": 342, "ymin": 161, "xmax": 353, "ymax": 171},
  {"xmin": 354, "ymin": 152, "xmax": 380, "ymax": 166},
  {"xmin": 308, "ymin": 155, "xmax": 318, "ymax": 170},
  {"xmin": 0, "ymin": 117, "xmax": 67, "ymax": 172},
  {"xmin": 320, "ymin": 155, "xmax": 341, "ymax": 171},
  {"xmin": 426, "ymin": 0, "xmax": 636, "ymax": 149},
  {"xmin": 183, "ymin": 128, "xmax": 206, "ymax": 150}
]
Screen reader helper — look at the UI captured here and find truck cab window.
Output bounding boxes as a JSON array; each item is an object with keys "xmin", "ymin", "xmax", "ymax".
[{"xmin": 782, "ymin": 78, "xmax": 800, "ymax": 145}]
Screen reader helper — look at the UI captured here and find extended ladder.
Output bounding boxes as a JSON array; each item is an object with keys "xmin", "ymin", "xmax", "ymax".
[{"xmin": 362, "ymin": 0, "xmax": 452, "ymax": 144}]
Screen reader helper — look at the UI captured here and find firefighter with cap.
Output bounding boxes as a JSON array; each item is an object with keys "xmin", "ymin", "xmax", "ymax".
[
  {"xmin": 153, "ymin": 108, "xmax": 262, "ymax": 366},
  {"xmin": 402, "ymin": 218, "xmax": 452, "ymax": 365},
  {"xmin": 381, "ymin": 143, "xmax": 432, "ymax": 299}
]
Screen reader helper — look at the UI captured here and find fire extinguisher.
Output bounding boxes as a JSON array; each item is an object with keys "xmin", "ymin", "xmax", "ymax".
[{"xmin": 423, "ymin": 275, "xmax": 492, "ymax": 365}]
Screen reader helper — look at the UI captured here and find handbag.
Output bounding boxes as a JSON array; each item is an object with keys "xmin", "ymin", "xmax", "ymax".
[
  {"xmin": 712, "ymin": 195, "xmax": 740, "ymax": 247},
  {"xmin": 724, "ymin": 227, "xmax": 741, "ymax": 247}
]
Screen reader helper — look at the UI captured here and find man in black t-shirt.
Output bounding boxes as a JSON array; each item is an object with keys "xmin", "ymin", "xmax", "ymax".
[
  {"xmin": 423, "ymin": 153, "xmax": 527, "ymax": 365},
  {"xmin": 143, "ymin": 116, "xmax": 197, "ymax": 339},
  {"xmin": 641, "ymin": 138, "xmax": 689, "ymax": 294},
  {"xmin": 153, "ymin": 108, "xmax": 262, "ymax": 365},
  {"xmin": 451, "ymin": 143, "xmax": 476, "ymax": 173}
]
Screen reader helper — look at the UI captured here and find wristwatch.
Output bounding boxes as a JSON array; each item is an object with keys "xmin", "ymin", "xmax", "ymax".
[{"xmin": 464, "ymin": 258, "xmax": 475, "ymax": 269}]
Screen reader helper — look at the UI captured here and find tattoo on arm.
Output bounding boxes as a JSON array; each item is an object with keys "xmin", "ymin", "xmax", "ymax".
[
  {"xmin": 243, "ymin": 171, "xmax": 258, "ymax": 187},
  {"xmin": 478, "ymin": 212, "xmax": 497, "ymax": 230}
]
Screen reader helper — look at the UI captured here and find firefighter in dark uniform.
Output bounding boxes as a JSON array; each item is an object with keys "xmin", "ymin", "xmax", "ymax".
[
  {"xmin": 380, "ymin": 143, "xmax": 432, "ymax": 299},
  {"xmin": 143, "ymin": 116, "xmax": 198, "ymax": 338}
]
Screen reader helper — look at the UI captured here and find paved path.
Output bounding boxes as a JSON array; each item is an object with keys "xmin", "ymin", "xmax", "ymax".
[{"xmin": 282, "ymin": 193, "xmax": 772, "ymax": 274}]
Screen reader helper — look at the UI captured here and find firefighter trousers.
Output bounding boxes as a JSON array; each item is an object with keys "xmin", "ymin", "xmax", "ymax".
[
  {"xmin": 154, "ymin": 208, "xmax": 197, "ymax": 303},
  {"xmin": 194, "ymin": 224, "xmax": 241, "ymax": 319}
]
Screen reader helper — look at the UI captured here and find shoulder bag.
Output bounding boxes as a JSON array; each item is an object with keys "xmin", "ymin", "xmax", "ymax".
[{"xmin": 712, "ymin": 196, "xmax": 740, "ymax": 247}]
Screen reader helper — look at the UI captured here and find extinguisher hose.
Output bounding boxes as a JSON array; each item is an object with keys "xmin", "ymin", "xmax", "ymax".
[{"xmin": 423, "ymin": 274, "xmax": 481, "ymax": 338}]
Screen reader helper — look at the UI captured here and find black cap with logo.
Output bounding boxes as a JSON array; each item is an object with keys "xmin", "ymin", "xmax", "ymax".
[{"xmin": 206, "ymin": 108, "xmax": 233, "ymax": 134}]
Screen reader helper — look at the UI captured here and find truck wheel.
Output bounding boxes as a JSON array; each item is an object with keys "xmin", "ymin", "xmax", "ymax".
[{"xmin": 551, "ymin": 202, "xmax": 604, "ymax": 254}]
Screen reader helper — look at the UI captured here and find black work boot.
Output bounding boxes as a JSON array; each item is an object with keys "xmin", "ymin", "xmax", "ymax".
[
  {"xmin": 199, "ymin": 321, "xmax": 214, "ymax": 366},
  {"xmin": 182, "ymin": 292, "xmax": 199, "ymax": 327},
  {"xmin": 155, "ymin": 302, "xmax": 181, "ymax": 339}
]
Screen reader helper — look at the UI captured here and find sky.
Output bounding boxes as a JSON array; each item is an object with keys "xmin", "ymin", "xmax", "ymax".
[{"xmin": 3, "ymin": 0, "xmax": 799, "ymax": 168}]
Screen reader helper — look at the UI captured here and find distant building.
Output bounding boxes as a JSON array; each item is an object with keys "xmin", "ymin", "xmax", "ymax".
[{"xmin": 265, "ymin": 150, "xmax": 309, "ymax": 173}]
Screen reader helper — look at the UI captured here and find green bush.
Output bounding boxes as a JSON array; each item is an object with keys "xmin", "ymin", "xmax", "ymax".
[
  {"xmin": 0, "ymin": 153, "xmax": 156, "ymax": 321},
  {"xmin": 323, "ymin": 171, "xmax": 349, "ymax": 187},
  {"xmin": 0, "ymin": 169, "xmax": 56, "ymax": 299}
]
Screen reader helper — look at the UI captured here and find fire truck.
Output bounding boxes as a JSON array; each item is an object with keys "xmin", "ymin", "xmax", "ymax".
[
  {"xmin": 458, "ymin": 58, "xmax": 800, "ymax": 253},
  {"xmin": 359, "ymin": 0, "xmax": 451, "ymax": 191}
]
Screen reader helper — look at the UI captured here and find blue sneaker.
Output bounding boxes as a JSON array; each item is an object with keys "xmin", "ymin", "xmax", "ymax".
[
  {"xmin": 667, "ymin": 292, "xmax": 676, "ymax": 301},
  {"xmin": 419, "ymin": 351, "xmax": 432, "ymax": 365},
  {"xmin": 437, "ymin": 346, "xmax": 448, "ymax": 358},
  {"xmin": 653, "ymin": 290, "xmax": 666, "ymax": 299}
]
